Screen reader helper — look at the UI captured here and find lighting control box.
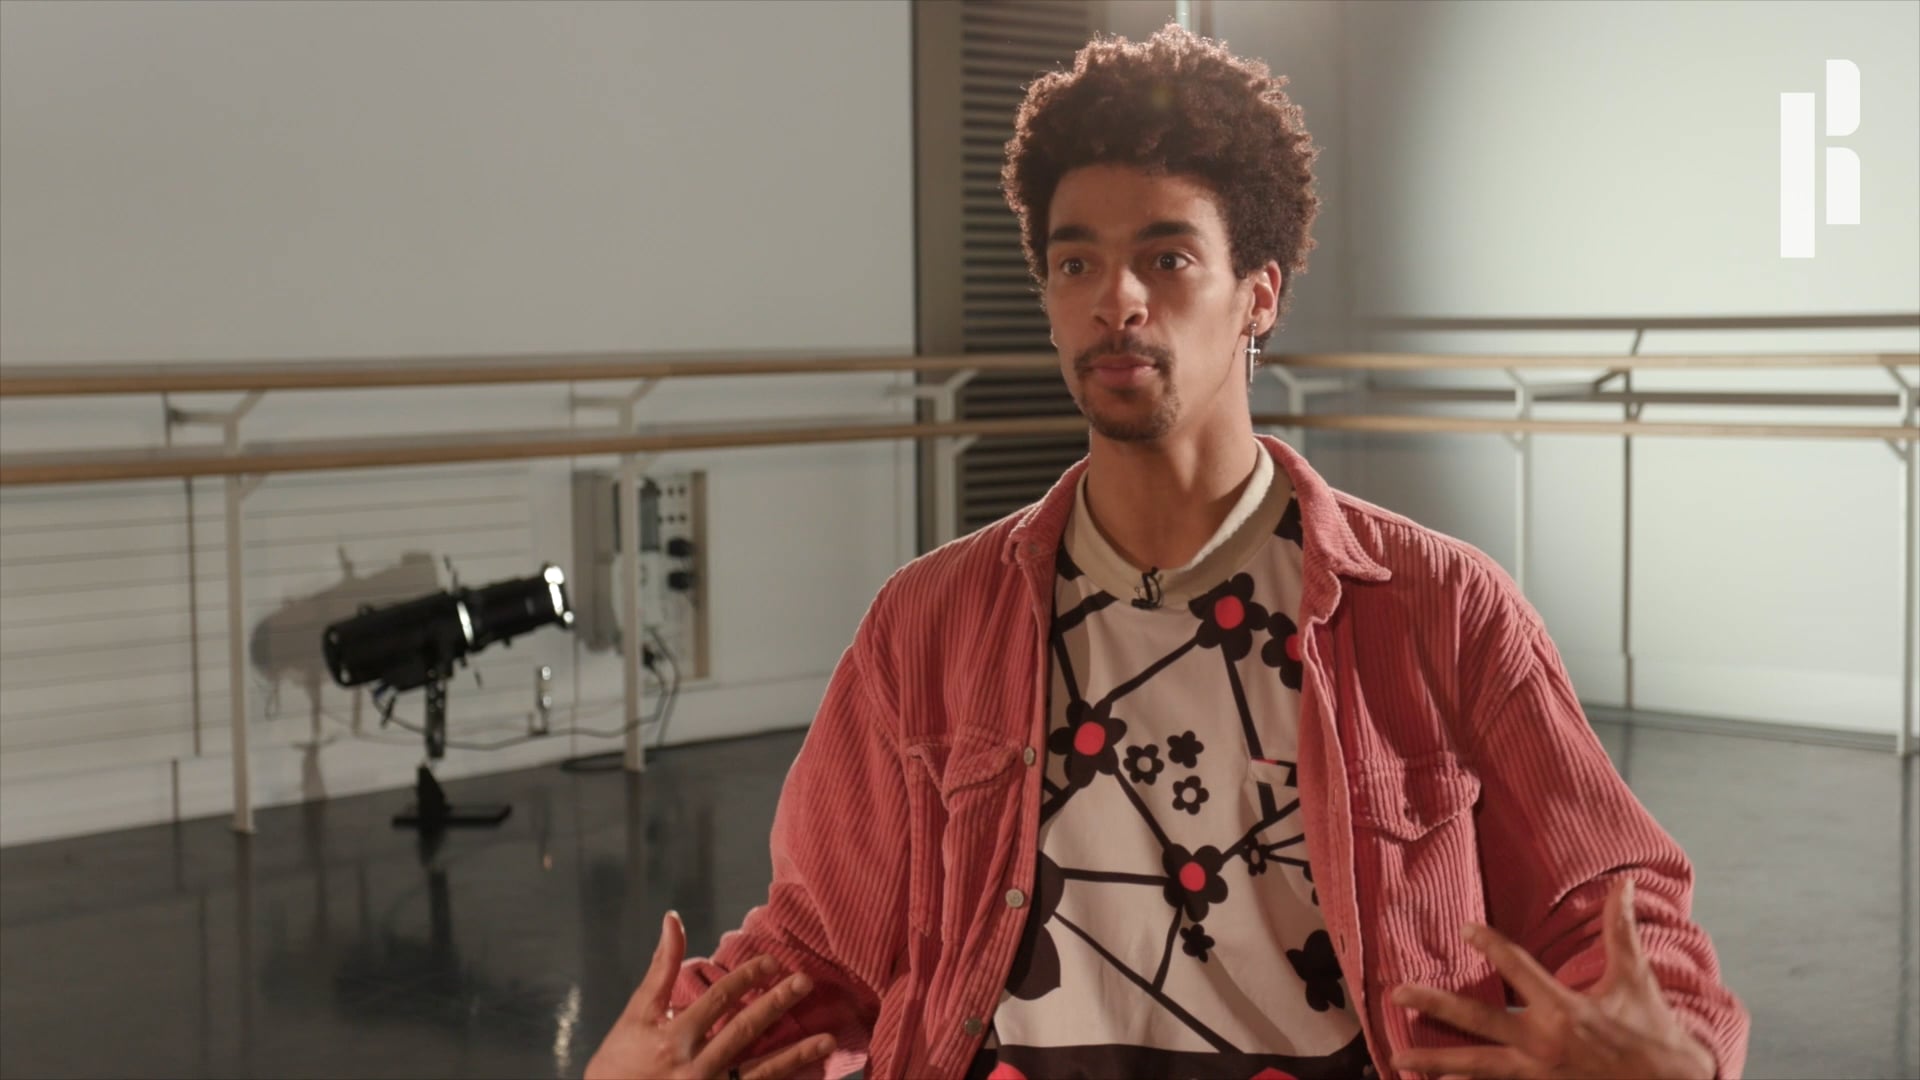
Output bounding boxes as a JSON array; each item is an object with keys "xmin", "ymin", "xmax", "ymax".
[{"xmin": 569, "ymin": 468, "xmax": 709, "ymax": 681}]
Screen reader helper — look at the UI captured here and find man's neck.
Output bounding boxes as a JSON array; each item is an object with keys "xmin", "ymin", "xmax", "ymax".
[{"xmin": 1081, "ymin": 421, "xmax": 1262, "ymax": 573}]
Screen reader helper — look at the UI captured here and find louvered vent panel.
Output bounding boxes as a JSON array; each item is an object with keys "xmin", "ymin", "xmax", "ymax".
[{"xmin": 955, "ymin": 0, "xmax": 1090, "ymax": 535}]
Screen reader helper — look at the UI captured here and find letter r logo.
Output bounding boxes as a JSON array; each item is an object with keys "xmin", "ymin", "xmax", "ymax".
[{"xmin": 1781, "ymin": 60, "xmax": 1861, "ymax": 259}]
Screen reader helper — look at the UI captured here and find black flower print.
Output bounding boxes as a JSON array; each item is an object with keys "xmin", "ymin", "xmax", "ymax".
[
  {"xmin": 1190, "ymin": 573, "xmax": 1270, "ymax": 662},
  {"xmin": 1180, "ymin": 923, "xmax": 1216, "ymax": 962},
  {"xmin": 1260, "ymin": 610, "xmax": 1305, "ymax": 690},
  {"xmin": 1007, "ymin": 854, "xmax": 1067, "ymax": 1000},
  {"xmin": 1243, "ymin": 844, "xmax": 1270, "ymax": 876},
  {"xmin": 1166, "ymin": 730, "xmax": 1205, "ymax": 768},
  {"xmin": 1277, "ymin": 497, "xmax": 1303, "ymax": 544},
  {"xmin": 1124, "ymin": 743, "xmax": 1164, "ymax": 785},
  {"xmin": 1171, "ymin": 775, "xmax": 1210, "ymax": 815},
  {"xmin": 1045, "ymin": 699, "xmax": 1128, "ymax": 792},
  {"xmin": 1161, "ymin": 843, "xmax": 1230, "ymax": 921},
  {"xmin": 1287, "ymin": 929, "xmax": 1347, "ymax": 1012}
]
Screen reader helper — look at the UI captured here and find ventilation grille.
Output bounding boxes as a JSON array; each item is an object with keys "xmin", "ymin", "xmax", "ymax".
[{"xmin": 955, "ymin": 0, "xmax": 1090, "ymax": 534}]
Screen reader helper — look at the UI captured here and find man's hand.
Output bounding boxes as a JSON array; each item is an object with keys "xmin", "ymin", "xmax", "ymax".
[
  {"xmin": 1389, "ymin": 878, "xmax": 1716, "ymax": 1080},
  {"xmin": 585, "ymin": 911, "xmax": 837, "ymax": 1080}
]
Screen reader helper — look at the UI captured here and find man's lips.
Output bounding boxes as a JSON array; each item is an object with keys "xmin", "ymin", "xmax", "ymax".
[{"xmin": 1083, "ymin": 354, "xmax": 1161, "ymax": 388}]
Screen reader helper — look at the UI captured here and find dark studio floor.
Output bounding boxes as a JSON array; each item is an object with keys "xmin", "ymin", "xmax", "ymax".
[{"xmin": 2, "ymin": 714, "xmax": 1915, "ymax": 1080}]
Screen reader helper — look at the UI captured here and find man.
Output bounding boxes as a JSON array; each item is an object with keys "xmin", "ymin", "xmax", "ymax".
[{"xmin": 587, "ymin": 25, "xmax": 1748, "ymax": 1080}]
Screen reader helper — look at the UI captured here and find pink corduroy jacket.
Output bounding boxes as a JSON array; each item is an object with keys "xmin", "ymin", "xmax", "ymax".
[{"xmin": 673, "ymin": 434, "xmax": 1749, "ymax": 1079}]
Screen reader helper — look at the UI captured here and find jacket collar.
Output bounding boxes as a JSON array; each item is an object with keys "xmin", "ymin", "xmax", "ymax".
[{"xmin": 1004, "ymin": 434, "xmax": 1391, "ymax": 617}]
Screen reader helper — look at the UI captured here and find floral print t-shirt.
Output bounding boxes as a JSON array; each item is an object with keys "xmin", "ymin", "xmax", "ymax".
[{"xmin": 969, "ymin": 446, "xmax": 1370, "ymax": 1080}]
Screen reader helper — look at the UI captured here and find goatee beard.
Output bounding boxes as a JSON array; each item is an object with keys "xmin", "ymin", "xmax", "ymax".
[
  {"xmin": 1070, "ymin": 334, "xmax": 1179, "ymax": 442},
  {"xmin": 1077, "ymin": 377, "xmax": 1180, "ymax": 442}
]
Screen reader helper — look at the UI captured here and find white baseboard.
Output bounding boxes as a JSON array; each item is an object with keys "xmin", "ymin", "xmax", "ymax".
[{"xmin": 1559, "ymin": 649, "xmax": 1906, "ymax": 737}]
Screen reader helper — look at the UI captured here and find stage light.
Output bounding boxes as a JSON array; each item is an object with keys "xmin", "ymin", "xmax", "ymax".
[
  {"xmin": 323, "ymin": 564, "xmax": 574, "ymax": 692},
  {"xmin": 320, "ymin": 563, "xmax": 574, "ymax": 830}
]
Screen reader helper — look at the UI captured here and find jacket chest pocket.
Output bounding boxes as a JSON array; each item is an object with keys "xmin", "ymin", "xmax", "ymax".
[
  {"xmin": 1349, "ymin": 753, "xmax": 1485, "ymax": 983},
  {"xmin": 902, "ymin": 734, "xmax": 1023, "ymax": 941}
]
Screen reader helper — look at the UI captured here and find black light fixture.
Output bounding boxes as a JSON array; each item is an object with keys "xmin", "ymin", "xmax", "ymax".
[{"xmin": 323, "ymin": 563, "xmax": 574, "ymax": 829}]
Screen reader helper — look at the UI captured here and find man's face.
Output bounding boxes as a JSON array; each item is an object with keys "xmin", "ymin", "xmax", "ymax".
[{"xmin": 1043, "ymin": 164, "xmax": 1268, "ymax": 445}]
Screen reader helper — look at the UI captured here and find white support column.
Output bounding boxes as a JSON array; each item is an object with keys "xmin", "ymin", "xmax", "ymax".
[
  {"xmin": 225, "ymin": 393, "xmax": 263, "ymax": 833},
  {"xmin": 1258, "ymin": 367, "xmax": 1348, "ymax": 450},
  {"xmin": 1620, "ymin": 330, "xmax": 1647, "ymax": 716},
  {"xmin": 1619, "ymin": 368, "xmax": 1639, "ymax": 714},
  {"xmin": 889, "ymin": 368, "xmax": 977, "ymax": 547},
  {"xmin": 620, "ymin": 444, "xmax": 644, "ymax": 770},
  {"xmin": 617, "ymin": 386, "xmax": 655, "ymax": 772},
  {"xmin": 571, "ymin": 382, "xmax": 657, "ymax": 771},
  {"xmin": 224, "ymin": 473, "xmax": 250, "ymax": 832},
  {"xmin": 170, "ymin": 391, "xmax": 265, "ymax": 834},
  {"xmin": 1504, "ymin": 369, "xmax": 1533, "ymax": 596},
  {"xmin": 1887, "ymin": 362, "xmax": 1917, "ymax": 757},
  {"xmin": 1901, "ymin": 430, "xmax": 1915, "ymax": 758},
  {"xmin": 934, "ymin": 370, "xmax": 976, "ymax": 547},
  {"xmin": 1264, "ymin": 366, "xmax": 1306, "ymax": 449}
]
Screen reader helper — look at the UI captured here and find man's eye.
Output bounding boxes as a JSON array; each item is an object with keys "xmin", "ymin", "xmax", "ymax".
[
  {"xmin": 1155, "ymin": 253, "xmax": 1190, "ymax": 271},
  {"xmin": 1059, "ymin": 257, "xmax": 1086, "ymax": 275}
]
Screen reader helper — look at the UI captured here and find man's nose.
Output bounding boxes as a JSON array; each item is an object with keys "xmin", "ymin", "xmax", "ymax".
[{"xmin": 1093, "ymin": 268, "xmax": 1149, "ymax": 332}]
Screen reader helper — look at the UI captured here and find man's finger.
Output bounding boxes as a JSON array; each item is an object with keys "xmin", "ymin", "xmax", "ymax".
[
  {"xmin": 737, "ymin": 1032, "xmax": 836, "ymax": 1080},
  {"xmin": 691, "ymin": 970, "xmax": 816, "ymax": 1076},
  {"xmin": 1390, "ymin": 984, "xmax": 1527, "ymax": 1048},
  {"xmin": 672, "ymin": 955, "xmax": 783, "ymax": 1044},
  {"xmin": 1601, "ymin": 876, "xmax": 1652, "ymax": 987},
  {"xmin": 1463, "ymin": 923, "xmax": 1568, "ymax": 1009},
  {"xmin": 626, "ymin": 910, "xmax": 686, "ymax": 1023},
  {"xmin": 1392, "ymin": 1044, "xmax": 1539, "ymax": 1079}
]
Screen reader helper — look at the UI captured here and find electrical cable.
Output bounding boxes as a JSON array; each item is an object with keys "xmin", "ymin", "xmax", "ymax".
[
  {"xmin": 267, "ymin": 628, "xmax": 684, "ymax": 766},
  {"xmin": 647, "ymin": 624, "xmax": 682, "ymax": 748},
  {"xmin": 322, "ymin": 656, "xmax": 670, "ymax": 755},
  {"xmin": 557, "ymin": 632, "xmax": 681, "ymax": 772}
]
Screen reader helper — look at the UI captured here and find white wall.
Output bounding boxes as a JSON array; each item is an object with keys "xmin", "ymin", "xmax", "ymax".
[
  {"xmin": 0, "ymin": 0, "xmax": 917, "ymax": 844},
  {"xmin": 5, "ymin": 0, "xmax": 1916, "ymax": 847},
  {"xmin": 1223, "ymin": 0, "xmax": 1918, "ymax": 736}
]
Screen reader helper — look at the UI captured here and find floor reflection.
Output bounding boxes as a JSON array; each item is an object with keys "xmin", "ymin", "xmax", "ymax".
[
  {"xmin": 1, "ymin": 721, "xmax": 1913, "ymax": 1080},
  {"xmin": 1, "ymin": 733, "xmax": 789, "ymax": 1080}
]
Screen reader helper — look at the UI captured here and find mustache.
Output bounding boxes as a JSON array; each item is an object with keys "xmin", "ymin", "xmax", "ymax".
[{"xmin": 1072, "ymin": 336, "xmax": 1172, "ymax": 373}]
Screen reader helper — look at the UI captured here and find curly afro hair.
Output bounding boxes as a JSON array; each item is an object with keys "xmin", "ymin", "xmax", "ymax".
[{"xmin": 1001, "ymin": 23, "xmax": 1322, "ymax": 344}]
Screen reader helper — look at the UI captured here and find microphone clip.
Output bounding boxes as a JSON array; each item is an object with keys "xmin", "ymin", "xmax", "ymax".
[{"xmin": 1131, "ymin": 567, "xmax": 1164, "ymax": 610}]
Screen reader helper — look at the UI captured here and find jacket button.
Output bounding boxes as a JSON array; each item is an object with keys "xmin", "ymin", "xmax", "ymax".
[
  {"xmin": 1022, "ymin": 747, "xmax": 1037, "ymax": 766},
  {"xmin": 963, "ymin": 1017, "xmax": 983, "ymax": 1037},
  {"xmin": 1006, "ymin": 888, "xmax": 1026, "ymax": 908}
]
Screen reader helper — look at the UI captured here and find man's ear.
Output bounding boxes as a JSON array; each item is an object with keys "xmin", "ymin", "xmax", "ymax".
[{"xmin": 1251, "ymin": 263, "xmax": 1283, "ymax": 337}]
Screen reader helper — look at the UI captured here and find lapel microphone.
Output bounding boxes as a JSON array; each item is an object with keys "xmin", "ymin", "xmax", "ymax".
[{"xmin": 1132, "ymin": 567, "xmax": 1164, "ymax": 610}]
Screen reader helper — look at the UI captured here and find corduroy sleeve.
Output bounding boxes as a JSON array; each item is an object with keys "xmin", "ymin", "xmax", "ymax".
[
  {"xmin": 1466, "ymin": 583, "xmax": 1751, "ymax": 1079},
  {"xmin": 667, "ymin": 604, "xmax": 910, "ymax": 1079}
]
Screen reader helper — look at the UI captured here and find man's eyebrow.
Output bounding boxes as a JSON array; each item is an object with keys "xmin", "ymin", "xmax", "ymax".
[{"xmin": 1046, "ymin": 220, "xmax": 1203, "ymax": 245}]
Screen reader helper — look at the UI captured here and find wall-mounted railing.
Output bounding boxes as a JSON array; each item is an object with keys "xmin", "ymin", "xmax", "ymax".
[{"xmin": 3, "ymin": 329, "xmax": 1914, "ymax": 834}]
